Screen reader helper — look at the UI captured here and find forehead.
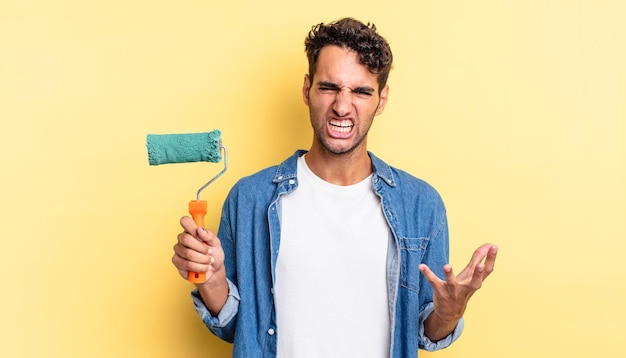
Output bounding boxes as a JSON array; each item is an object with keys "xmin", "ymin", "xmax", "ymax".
[{"xmin": 313, "ymin": 45, "xmax": 379, "ymax": 90}]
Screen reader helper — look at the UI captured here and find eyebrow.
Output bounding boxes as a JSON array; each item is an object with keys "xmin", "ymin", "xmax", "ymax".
[{"xmin": 317, "ymin": 81, "xmax": 376, "ymax": 94}]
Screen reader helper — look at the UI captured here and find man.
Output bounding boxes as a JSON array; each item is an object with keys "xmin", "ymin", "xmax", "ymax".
[{"xmin": 172, "ymin": 17, "xmax": 497, "ymax": 357}]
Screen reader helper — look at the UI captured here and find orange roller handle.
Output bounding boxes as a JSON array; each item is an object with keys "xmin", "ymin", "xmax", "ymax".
[{"xmin": 188, "ymin": 200, "xmax": 208, "ymax": 283}]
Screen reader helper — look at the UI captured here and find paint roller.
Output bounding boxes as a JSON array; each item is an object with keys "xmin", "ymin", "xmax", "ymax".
[{"xmin": 146, "ymin": 130, "xmax": 228, "ymax": 283}]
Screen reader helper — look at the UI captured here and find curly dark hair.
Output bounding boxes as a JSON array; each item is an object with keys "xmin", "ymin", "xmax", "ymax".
[{"xmin": 304, "ymin": 17, "xmax": 393, "ymax": 91}]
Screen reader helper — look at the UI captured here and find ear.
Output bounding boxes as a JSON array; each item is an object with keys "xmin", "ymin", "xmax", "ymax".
[
  {"xmin": 375, "ymin": 84, "xmax": 389, "ymax": 116},
  {"xmin": 302, "ymin": 74, "xmax": 311, "ymax": 106}
]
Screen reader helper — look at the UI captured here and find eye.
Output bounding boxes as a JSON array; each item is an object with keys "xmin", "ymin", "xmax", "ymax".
[
  {"xmin": 352, "ymin": 88, "xmax": 374, "ymax": 98},
  {"xmin": 319, "ymin": 86, "xmax": 339, "ymax": 94}
]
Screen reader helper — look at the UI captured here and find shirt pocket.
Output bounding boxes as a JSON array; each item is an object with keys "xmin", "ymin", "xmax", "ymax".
[{"xmin": 399, "ymin": 237, "xmax": 430, "ymax": 293}]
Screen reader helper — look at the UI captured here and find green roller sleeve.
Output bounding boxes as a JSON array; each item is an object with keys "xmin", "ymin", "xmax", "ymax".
[{"xmin": 146, "ymin": 130, "xmax": 222, "ymax": 165}]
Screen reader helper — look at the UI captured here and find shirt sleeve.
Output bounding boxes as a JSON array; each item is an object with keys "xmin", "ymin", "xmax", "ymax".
[
  {"xmin": 190, "ymin": 278, "xmax": 241, "ymax": 342},
  {"xmin": 418, "ymin": 302, "xmax": 464, "ymax": 351}
]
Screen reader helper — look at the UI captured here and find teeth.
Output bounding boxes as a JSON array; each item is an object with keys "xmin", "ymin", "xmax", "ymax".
[{"xmin": 330, "ymin": 120, "xmax": 353, "ymax": 133}]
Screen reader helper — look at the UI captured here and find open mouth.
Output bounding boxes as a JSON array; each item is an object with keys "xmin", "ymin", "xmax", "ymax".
[{"xmin": 329, "ymin": 119, "xmax": 353, "ymax": 133}]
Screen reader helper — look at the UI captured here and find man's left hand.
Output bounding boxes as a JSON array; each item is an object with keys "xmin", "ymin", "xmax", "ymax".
[{"xmin": 419, "ymin": 243, "xmax": 498, "ymax": 341}]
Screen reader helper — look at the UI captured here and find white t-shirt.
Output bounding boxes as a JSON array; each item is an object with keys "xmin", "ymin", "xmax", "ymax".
[{"xmin": 275, "ymin": 155, "xmax": 391, "ymax": 357}]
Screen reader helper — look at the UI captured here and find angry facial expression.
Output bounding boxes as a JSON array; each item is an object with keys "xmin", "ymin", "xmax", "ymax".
[{"xmin": 303, "ymin": 45, "xmax": 389, "ymax": 156}]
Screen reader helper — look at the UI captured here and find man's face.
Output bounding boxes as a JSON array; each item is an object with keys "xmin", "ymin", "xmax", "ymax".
[{"xmin": 303, "ymin": 45, "xmax": 388, "ymax": 156}]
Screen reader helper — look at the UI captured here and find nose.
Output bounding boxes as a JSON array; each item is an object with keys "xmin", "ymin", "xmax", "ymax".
[{"xmin": 332, "ymin": 87, "xmax": 352, "ymax": 117}]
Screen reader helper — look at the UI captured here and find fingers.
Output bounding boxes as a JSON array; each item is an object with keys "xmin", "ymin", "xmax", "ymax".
[
  {"xmin": 180, "ymin": 216, "xmax": 198, "ymax": 235},
  {"xmin": 180, "ymin": 216, "xmax": 221, "ymax": 247},
  {"xmin": 422, "ymin": 244, "xmax": 498, "ymax": 288},
  {"xmin": 173, "ymin": 216, "xmax": 224, "ymax": 279},
  {"xmin": 464, "ymin": 244, "xmax": 497, "ymax": 287},
  {"xmin": 173, "ymin": 236, "xmax": 208, "ymax": 274},
  {"xmin": 418, "ymin": 244, "xmax": 498, "ymax": 319},
  {"xmin": 418, "ymin": 264, "xmax": 438, "ymax": 285},
  {"xmin": 196, "ymin": 225, "xmax": 222, "ymax": 248},
  {"xmin": 442, "ymin": 264, "xmax": 456, "ymax": 285},
  {"xmin": 171, "ymin": 251, "xmax": 213, "ymax": 278},
  {"xmin": 461, "ymin": 243, "xmax": 497, "ymax": 276},
  {"xmin": 482, "ymin": 245, "xmax": 498, "ymax": 277},
  {"xmin": 170, "ymin": 255, "xmax": 190, "ymax": 279},
  {"xmin": 469, "ymin": 263, "xmax": 485, "ymax": 289},
  {"xmin": 174, "ymin": 233, "xmax": 211, "ymax": 262},
  {"xmin": 468, "ymin": 243, "xmax": 494, "ymax": 267},
  {"xmin": 419, "ymin": 263, "xmax": 450, "ymax": 288}
]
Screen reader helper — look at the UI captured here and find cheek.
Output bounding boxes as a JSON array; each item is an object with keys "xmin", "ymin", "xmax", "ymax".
[
  {"xmin": 355, "ymin": 101, "xmax": 379, "ymax": 117},
  {"xmin": 308, "ymin": 97, "xmax": 331, "ymax": 115}
]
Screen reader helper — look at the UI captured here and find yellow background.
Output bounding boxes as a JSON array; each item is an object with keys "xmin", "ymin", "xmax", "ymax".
[{"xmin": 1, "ymin": 1, "xmax": 625, "ymax": 357}]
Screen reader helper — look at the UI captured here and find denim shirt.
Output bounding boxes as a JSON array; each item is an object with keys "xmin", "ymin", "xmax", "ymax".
[{"xmin": 191, "ymin": 150, "xmax": 463, "ymax": 357}]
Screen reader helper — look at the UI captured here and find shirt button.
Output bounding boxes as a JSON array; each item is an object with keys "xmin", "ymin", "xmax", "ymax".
[
  {"xmin": 277, "ymin": 176, "xmax": 283, "ymax": 180},
  {"xmin": 289, "ymin": 179, "xmax": 295, "ymax": 184},
  {"xmin": 268, "ymin": 328, "xmax": 275, "ymax": 335}
]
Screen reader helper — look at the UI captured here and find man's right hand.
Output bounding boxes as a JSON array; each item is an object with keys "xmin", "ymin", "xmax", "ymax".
[
  {"xmin": 172, "ymin": 216, "xmax": 229, "ymax": 315},
  {"xmin": 172, "ymin": 216, "xmax": 226, "ymax": 283}
]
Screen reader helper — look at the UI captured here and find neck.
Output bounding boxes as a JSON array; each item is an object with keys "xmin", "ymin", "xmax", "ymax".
[{"xmin": 304, "ymin": 146, "xmax": 372, "ymax": 186}]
